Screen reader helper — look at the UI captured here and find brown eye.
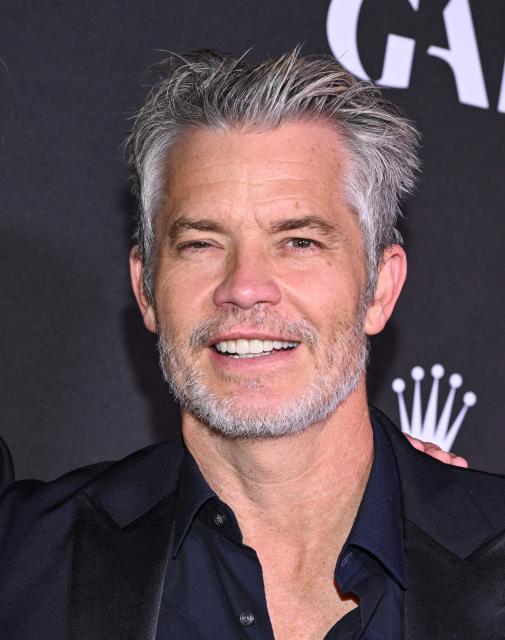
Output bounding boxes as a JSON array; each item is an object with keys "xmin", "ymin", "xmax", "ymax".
[
  {"xmin": 179, "ymin": 241, "xmax": 212, "ymax": 251},
  {"xmin": 189, "ymin": 241, "xmax": 210, "ymax": 250},
  {"xmin": 287, "ymin": 238, "xmax": 319, "ymax": 250}
]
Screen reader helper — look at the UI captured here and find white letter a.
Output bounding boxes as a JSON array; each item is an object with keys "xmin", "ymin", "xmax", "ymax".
[{"xmin": 427, "ymin": 0, "xmax": 489, "ymax": 108}]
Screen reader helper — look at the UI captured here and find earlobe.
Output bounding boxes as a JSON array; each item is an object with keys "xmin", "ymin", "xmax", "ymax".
[
  {"xmin": 364, "ymin": 244, "xmax": 407, "ymax": 336},
  {"xmin": 129, "ymin": 246, "xmax": 157, "ymax": 333}
]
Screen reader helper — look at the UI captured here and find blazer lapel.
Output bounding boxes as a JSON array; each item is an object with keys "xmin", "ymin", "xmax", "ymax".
[
  {"xmin": 403, "ymin": 519, "xmax": 505, "ymax": 640},
  {"xmin": 69, "ymin": 440, "xmax": 184, "ymax": 640},
  {"xmin": 372, "ymin": 408, "xmax": 505, "ymax": 640},
  {"xmin": 70, "ymin": 492, "xmax": 176, "ymax": 640}
]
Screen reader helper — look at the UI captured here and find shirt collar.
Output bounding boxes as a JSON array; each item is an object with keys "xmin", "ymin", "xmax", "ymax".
[
  {"xmin": 171, "ymin": 412, "xmax": 405, "ymax": 587},
  {"xmin": 342, "ymin": 412, "xmax": 405, "ymax": 588},
  {"xmin": 171, "ymin": 448, "xmax": 216, "ymax": 557}
]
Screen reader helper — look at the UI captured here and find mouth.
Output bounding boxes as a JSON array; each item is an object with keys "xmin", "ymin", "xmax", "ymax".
[{"xmin": 211, "ymin": 338, "xmax": 300, "ymax": 359}]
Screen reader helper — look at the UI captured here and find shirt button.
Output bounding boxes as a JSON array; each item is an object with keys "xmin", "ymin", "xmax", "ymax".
[
  {"xmin": 239, "ymin": 611, "xmax": 255, "ymax": 626},
  {"xmin": 212, "ymin": 512, "xmax": 227, "ymax": 528}
]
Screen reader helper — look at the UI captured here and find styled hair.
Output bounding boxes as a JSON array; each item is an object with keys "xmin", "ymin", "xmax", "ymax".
[{"xmin": 126, "ymin": 46, "xmax": 420, "ymax": 303}]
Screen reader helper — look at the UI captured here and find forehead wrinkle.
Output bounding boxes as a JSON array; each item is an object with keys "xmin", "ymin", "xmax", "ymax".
[
  {"xmin": 166, "ymin": 121, "xmax": 350, "ymax": 186},
  {"xmin": 172, "ymin": 176, "xmax": 326, "ymax": 192},
  {"xmin": 173, "ymin": 157, "xmax": 334, "ymax": 176},
  {"xmin": 170, "ymin": 176, "xmax": 332, "ymax": 214},
  {"xmin": 171, "ymin": 153, "xmax": 339, "ymax": 187}
]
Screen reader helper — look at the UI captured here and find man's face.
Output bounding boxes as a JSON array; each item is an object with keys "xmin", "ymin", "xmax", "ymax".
[{"xmin": 145, "ymin": 121, "xmax": 371, "ymax": 437}]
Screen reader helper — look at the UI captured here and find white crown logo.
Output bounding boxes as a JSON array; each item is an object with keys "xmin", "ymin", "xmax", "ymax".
[{"xmin": 392, "ymin": 364, "xmax": 477, "ymax": 451}]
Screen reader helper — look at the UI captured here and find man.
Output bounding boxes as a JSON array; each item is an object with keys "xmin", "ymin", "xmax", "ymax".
[{"xmin": 0, "ymin": 48, "xmax": 501, "ymax": 640}]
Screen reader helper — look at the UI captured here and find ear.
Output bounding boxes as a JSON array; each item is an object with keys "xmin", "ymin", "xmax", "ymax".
[
  {"xmin": 364, "ymin": 244, "xmax": 407, "ymax": 336},
  {"xmin": 129, "ymin": 246, "xmax": 157, "ymax": 333}
]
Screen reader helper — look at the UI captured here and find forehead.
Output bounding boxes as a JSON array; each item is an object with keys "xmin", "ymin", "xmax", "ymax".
[{"xmin": 161, "ymin": 120, "xmax": 351, "ymax": 215}]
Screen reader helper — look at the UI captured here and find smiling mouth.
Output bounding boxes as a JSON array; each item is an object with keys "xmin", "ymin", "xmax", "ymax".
[{"xmin": 212, "ymin": 338, "xmax": 300, "ymax": 359}]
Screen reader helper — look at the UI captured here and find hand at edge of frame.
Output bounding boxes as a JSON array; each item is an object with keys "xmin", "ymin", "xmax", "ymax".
[{"xmin": 405, "ymin": 435, "xmax": 469, "ymax": 468}]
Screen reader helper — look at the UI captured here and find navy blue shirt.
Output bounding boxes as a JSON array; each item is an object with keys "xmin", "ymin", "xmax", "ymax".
[{"xmin": 157, "ymin": 416, "xmax": 405, "ymax": 639}]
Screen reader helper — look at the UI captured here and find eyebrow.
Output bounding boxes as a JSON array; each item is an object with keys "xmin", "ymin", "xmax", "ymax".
[
  {"xmin": 166, "ymin": 214, "xmax": 342, "ymax": 242},
  {"xmin": 167, "ymin": 217, "xmax": 227, "ymax": 241},
  {"xmin": 268, "ymin": 215, "xmax": 342, "ymax": 240}
]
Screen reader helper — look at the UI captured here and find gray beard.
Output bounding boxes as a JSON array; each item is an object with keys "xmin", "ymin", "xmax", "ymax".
[{"xmin": 156, "ymin": 304, "xmax": 369, "ymax": 439}]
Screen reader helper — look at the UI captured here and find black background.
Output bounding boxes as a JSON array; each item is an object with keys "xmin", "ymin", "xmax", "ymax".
[{"xmin": 1, "ymin": 0, "xmax": 504, "ymax": 480}]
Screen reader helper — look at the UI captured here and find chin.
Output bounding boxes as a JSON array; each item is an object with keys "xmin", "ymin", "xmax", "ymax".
[
  {"xmin": 157, "ymin": 318, "xmax": 369, "ymax": 438},
  {"xmin": 179, "ymin": 380, "xmax": 352, "ymax": 440}
]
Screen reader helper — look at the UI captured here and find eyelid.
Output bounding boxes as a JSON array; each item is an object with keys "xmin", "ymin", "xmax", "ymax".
[
  {"xmin": 177, "ymin": 240, "xmax": 209, "ymax": 250},
  {"xmin": 176, "ymin": 238, "xmax": 223, "ymax": 252}
]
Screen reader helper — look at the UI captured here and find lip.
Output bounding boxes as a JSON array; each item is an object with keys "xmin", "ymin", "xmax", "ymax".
[{"xmin": 207, "ymin": 331, "xmax": 301, "ymax": 347}]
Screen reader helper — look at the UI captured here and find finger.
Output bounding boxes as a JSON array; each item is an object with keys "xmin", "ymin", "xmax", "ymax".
[
  {"xmin": 430, "ymin": 449, "xmax": 452, "ymax": 463},
  {"xmin": 448, "ymin": 455, "xmax": 469, "ymax": 468},
  {"xmin": 423, "ymin": 443, "xmax": 438, "ymax": 451},
  {"xmin": 423, "ymin": 442, "xmax": 448, "ymax": 456},
  {"xmin": 405, "ymin": 435, "xmax": 425, "ymax": 451},
  {"xmin": 405, "ymin": 437, "xmax": 470, "ymax": 468},
  {"xmin": 426, "ymin": 447, "xmax": 469, "ymax": 467}
]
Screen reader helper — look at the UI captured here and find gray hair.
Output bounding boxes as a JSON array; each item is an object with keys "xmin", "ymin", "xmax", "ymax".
[{"xmin": 126, "ymin": 46, "xmax": 420, "ymax": 303}]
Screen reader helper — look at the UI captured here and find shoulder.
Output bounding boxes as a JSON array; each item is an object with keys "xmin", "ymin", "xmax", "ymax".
[
  {"xmin": 370, "ymin": 404, "xmax": 505, "ymax": 490},
  {"xmin": 0, "ymin": 460, "xmax": 112, "ymax": 532},
  {"xmin": 0, "ymin": 439, "xmax": 184, "ymax": 533},
  {"xmin": 0, "ymin": 439, "xmax": 184, "ymax": 635},
  {"xmin": 371, "ymin": 406, "xmax": 505, "ymax": 552}
]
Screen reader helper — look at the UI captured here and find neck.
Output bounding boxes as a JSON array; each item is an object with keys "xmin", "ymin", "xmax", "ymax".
[{"xmin": 182, "ymin": 384, "xmax": 374, "ymax": 551}]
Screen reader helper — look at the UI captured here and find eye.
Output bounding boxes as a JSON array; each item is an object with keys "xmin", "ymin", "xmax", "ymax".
[
  {"xmin": 286, "ymin": 238, "xmax": 321, "ymax": 251},
  {"xmin": 178, "ymin": 240, "xmax": 213, "ymax": 252}
]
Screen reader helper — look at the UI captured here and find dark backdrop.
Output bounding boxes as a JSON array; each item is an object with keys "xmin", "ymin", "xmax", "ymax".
[{"xmin": 1, "ymin": 0, "xmax": 504, "ymax": 481}]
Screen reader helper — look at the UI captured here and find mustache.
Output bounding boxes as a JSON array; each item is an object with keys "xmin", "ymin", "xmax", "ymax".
[{"xmin": 186, "ymin": 308, "xmax": 320, "ymax": 352}]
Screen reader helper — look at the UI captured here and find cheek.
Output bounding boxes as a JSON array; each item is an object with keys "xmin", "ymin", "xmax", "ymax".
[
  {"xmin": 154, "ymin": 264, "xmax": 216, "ymax": 332},
  {"xmin": 283, "ymin": 261, "xmax": 363, "ymax": 318}
]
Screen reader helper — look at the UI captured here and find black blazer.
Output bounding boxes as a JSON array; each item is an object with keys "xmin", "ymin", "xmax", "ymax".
[{"xmin": 1, "ymin": 408, "xmax": 505, "ymax": 639}]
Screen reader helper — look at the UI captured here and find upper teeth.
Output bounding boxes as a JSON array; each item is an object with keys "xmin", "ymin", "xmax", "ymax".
[{"xmin": 214, "ymin": 339, "xmax": 299, "ymax": 355}]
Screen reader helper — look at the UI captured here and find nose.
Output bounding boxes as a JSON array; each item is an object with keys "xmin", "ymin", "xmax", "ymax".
[{"xmin": 212, "ymin": 248, "xmax": 282, "ymax": 310}]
